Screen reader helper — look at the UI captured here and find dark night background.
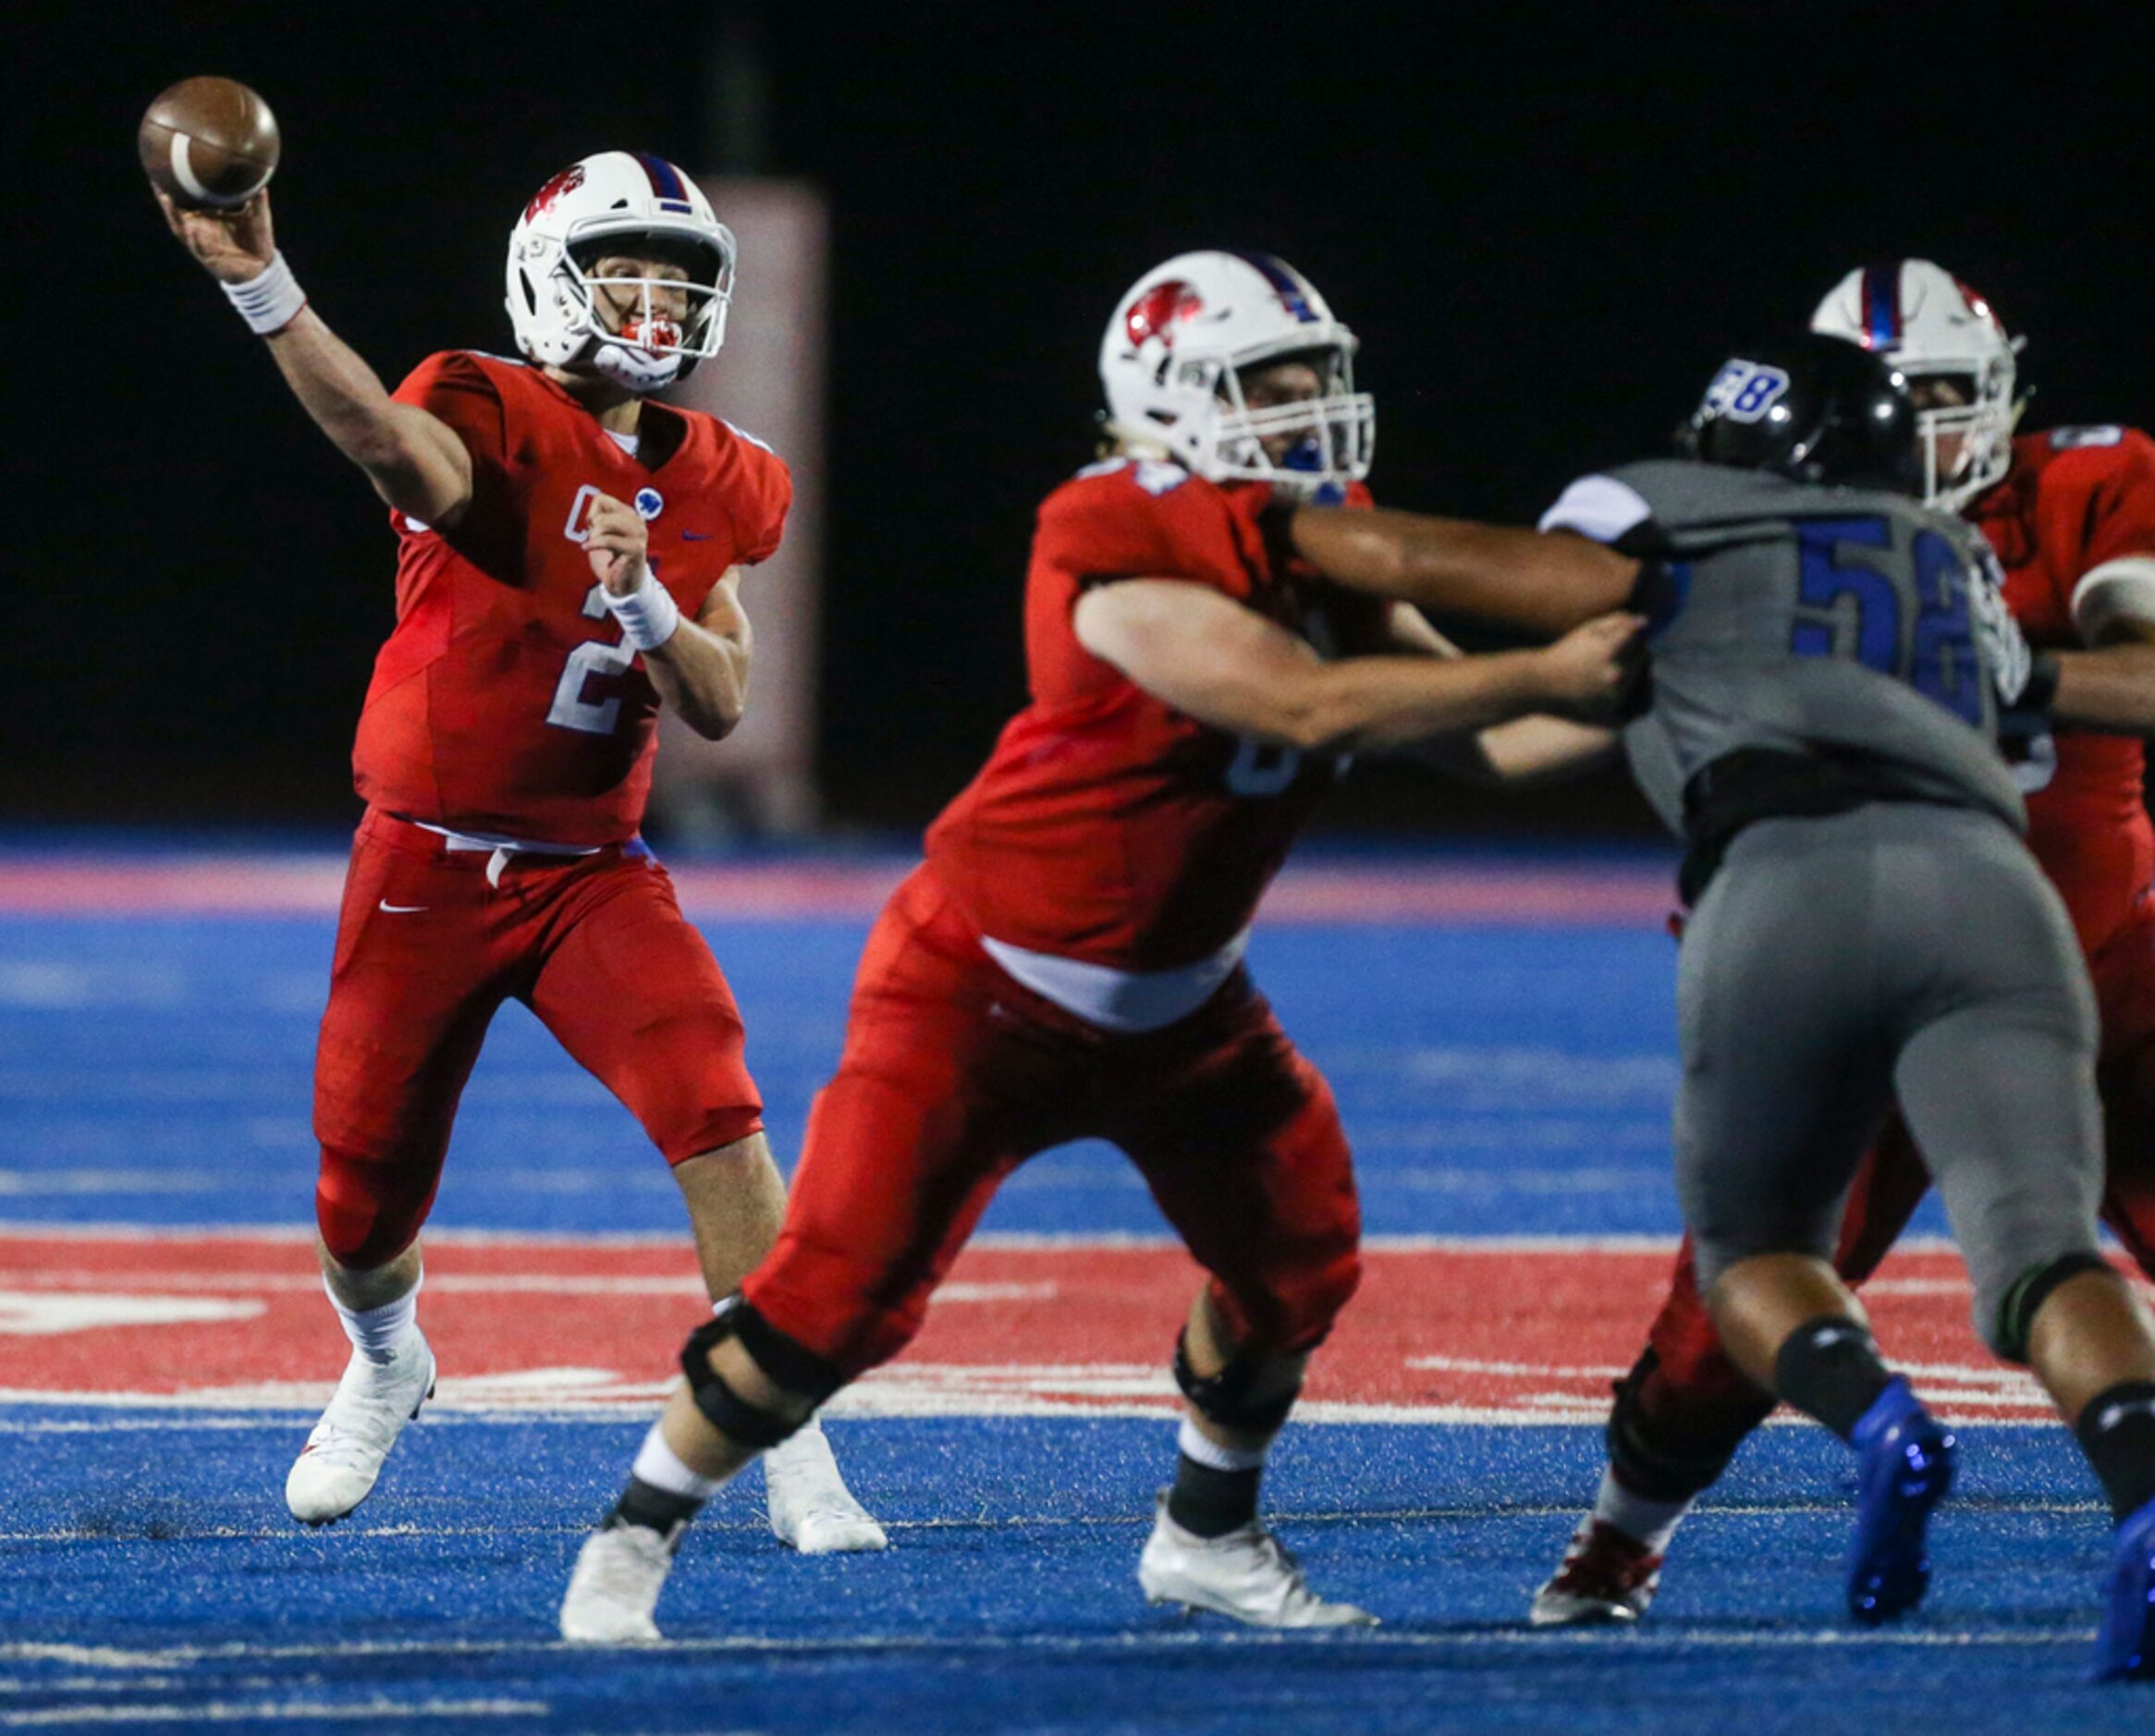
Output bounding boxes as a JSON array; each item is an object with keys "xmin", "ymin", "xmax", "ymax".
[{"xmin": 9, "ymin": 2, "xmax": 2151, "ymax": 841}]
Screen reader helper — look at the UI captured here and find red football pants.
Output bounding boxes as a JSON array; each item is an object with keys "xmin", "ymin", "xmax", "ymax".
[
  {"xmin": 1635, "ymin": 889, "xmax": 2155, "ymax": 1458},
  {"xmin": 312, "ymin": 809, "xmax": 764, "ymax": 1268},
  {"xmin": 742, "ymin": 867, "xmax": 1363, "ymax": 1383}
]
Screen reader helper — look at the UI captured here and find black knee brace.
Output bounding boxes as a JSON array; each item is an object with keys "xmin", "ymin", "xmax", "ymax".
[
  {"xmin": 1603, "ymin": 1350, "xmax": 1763, "ymax": 1504},
  {"xmin": 679, "ymin": 1301, "xmax": 843, "ymax": 1449},
  {"xmin": 1173, "ymin": 1329, "xmax": 1302, "ymax": 1436},
  {"xmin": 1994, "ymin": 1251, "xmax": 2116, "ymax": 1363}
]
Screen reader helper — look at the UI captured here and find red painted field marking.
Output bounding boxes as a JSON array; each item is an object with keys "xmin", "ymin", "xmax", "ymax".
[{"xmin": 0, "ymin": 1229, "xmax": 2075, "ymax": 1424}]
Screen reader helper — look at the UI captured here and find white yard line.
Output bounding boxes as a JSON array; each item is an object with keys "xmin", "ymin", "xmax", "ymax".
[
  {"xmin": 0, "ymin": 1492, "xmax": 2110, "ymax": 1549},
  {"xmin": 0, "ymin": 1697, "xmax": 546, "ymax": 1727},
  {"xmin": 0, "ymin": 1624, "xmax": 2100, "ymax": 1679}
]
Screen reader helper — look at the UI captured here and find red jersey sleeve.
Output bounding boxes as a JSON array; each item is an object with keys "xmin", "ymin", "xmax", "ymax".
[
  {"xmin": 728, "ymin": 432, "xmax": 792, "ymax": 566},
  {"xmin": 388, "ymin": 351, "xmax": 521, "ymax": 568},
  {"xmin": 1033, "ymin": 461, "xmax": 1255, "ymax": 604},
  {"xmin": 2038, "ymin": 429, "xmax": 2155, "ymax": 626},
  {"xmin": 2070, "ymin": 429, "xmax": 2155, "ymax": 571}
]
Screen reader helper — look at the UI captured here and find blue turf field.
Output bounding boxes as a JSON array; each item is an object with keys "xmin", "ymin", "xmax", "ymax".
[
  {"xmin": 0, "ymin": 912, "xmax": 1714, "ymax": 1241},
  {"xmin": 6, "ymin": 866, "xmax": 2146, "ymax": 1732}
]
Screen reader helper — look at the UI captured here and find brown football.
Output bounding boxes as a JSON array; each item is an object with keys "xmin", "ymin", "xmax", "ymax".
[{"xmin": 139, "ymin": 78, "xmax": 280, "ymax": 210}]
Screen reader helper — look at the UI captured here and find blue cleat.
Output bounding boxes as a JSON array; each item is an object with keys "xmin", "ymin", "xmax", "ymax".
[
  {"xmin": 2093, "ymin": 1493, "xmax": 2155, "ymax": 1681},
  {"xmin": 1845, "ymin": 1376, "xmax": 1956, "ymax": 1625}
]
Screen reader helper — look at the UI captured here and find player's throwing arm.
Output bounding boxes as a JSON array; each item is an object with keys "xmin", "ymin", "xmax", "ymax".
[{"xmin": 153, "ymin": 177, "xmax": 474, "ymax": 530}]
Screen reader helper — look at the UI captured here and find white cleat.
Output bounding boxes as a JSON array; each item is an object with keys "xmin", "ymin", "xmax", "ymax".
[
  {"xmin": 765, "ymin": 1420, "xmax": 888, "ymax": 1554},
  {"xmin": 284, "ymin": 1329, "xmax": 435, "ymax": 1526},
  {"xmin": 1137, "ymin": 1495, "xmax": 1377, "ymax": 1629},
  {"xmin": 559, "ymin": 1523, "xmax": 676, "ymax": 1644}
]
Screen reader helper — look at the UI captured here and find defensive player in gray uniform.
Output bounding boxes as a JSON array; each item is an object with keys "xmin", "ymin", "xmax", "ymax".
[{"xmin": 1292, "ymin": 334, "xmax": 2155, "ymax": 1681}]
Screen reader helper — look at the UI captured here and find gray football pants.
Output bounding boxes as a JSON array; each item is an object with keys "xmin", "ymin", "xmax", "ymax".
[{"xmin": 1676, "ymin": 801, "xmax": 2102, "ymax": 1358}]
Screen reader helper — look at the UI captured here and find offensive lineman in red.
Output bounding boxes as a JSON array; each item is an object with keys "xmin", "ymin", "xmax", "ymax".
[
  {"xmin": 1531, "ymin": 261, "xmax": 2155, "ymax": 1626},
  {"xmin": 154, "ymin": 151, "xmax": 883, "ymax": 1550},
  {"xmin": 557, "ymin": 250, "xmax": 1646, "ymax": 1640}
]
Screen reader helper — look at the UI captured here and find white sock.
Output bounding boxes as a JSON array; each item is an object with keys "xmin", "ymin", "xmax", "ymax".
[
  {"xmin": 1588, "ymin": 1465, "xmax": 1691, "ymax": 1554},
  {"xmin": 631, "ymin": 1420, "xmax": 727, "ymax": 1500},
  {"xmin": 1177, "ymin": 1415, "xmax": 1268, "ymax": 1473},
  {"xmin": 325, "ymin": 1272, "xmax": 419, "ymax": 1366}
]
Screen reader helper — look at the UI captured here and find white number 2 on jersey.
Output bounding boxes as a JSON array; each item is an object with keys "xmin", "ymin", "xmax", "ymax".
[{"xmin": 546, "ymin": 584, "xmax": 635, "ymax": 736}]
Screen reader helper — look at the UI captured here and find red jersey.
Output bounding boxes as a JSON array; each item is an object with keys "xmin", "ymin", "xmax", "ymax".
[
  {"xmin": 1976, "ymin": 425, "xmax": 2155, "ymax": 954},
  {"xmin": 351, "ymin": 352, "xmax": 790, "ymax": 845},
  {"xmin": 924, "ymin": 458, "xmax": 1383, "ymax": 972}
]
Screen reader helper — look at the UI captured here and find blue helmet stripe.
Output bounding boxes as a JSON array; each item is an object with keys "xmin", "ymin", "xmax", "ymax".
[
  {"xmin": 1863, "ymin": 265, "xmax": 1899, "ymax": 351},
  {"xmin": 634, "ymin": 153, "xmax": 689, "ymax": 203},
  {"xmin": 1231, "ymin": 251, "xmax": 1318, "ymax": 324}
]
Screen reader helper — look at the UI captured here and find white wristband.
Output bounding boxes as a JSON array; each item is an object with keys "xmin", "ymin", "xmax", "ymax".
[
  {"xmin": 603, "ymin": 574, "xmax": 681, "ymax": 652},
  {"xmin": 221, "ymin": 250, "xmax": 308, "ymax": 336}
]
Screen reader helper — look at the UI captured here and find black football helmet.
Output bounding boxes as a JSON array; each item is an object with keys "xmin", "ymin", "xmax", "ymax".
[{"xmin": 1677, "ymin": 333, "xmax": 1923, "ymax": 495}]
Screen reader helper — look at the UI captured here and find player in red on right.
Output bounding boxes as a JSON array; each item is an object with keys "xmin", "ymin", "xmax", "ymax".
[
  {"xmin": 1532, "ymin": 261, "xmax": 2155, "ymax": 1633},
  {"xmin": 557, "ymin": 249, "xmax": 1645, "ymax": 1641}
]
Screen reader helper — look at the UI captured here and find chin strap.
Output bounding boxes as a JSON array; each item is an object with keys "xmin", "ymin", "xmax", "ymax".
[
  {"xmin": 1270, "ymin": 472, "xmax": 1346, "ymax": 506},
  {"xmin": 586, "ymin": 339, "xmax": 685, "ymax": 395},
  {"xmin": 1267, "ymin": 454, "xmax": 1347, "ymax": 506},
  {"xmin": 1096, "ymin": 421, "xmax": 1176, "ymax": 458}
]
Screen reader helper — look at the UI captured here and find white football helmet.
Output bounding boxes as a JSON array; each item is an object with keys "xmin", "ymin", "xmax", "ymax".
[
  {"xmin": 1809, "ymin": 260, "xmax": 2022, "ymax": 510},
  {"xmin": 504, "ymin": 152, "xmax": 737, "ymax": 395},
  {"xmin": 1098, "ymin": 251, "xmax": 1374, "ymax": 498}
]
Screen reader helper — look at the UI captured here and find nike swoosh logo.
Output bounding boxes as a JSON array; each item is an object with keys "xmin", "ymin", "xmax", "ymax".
[
  {"xmin": 378, "ymin": 901, "xmax": 428, "ymax": 914},
  {"xmin": 682, "ymin": 531, "xmax": 713, "ymax": 541}
]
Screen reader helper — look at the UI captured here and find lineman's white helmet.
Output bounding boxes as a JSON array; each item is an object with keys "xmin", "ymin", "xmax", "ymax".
[
  {"xmin": 1810, "ymin": 260, "xmax": 2021, "ymax": 510},
  {"xmin": 505, "ymin": 151, "xmax": 737, "ymax": 395},
  {"xmin": 1098, "ymin": 251, "xmax": 1374, "ymax": 498}
]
